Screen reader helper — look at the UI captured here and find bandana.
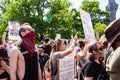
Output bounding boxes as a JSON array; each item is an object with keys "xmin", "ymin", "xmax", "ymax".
[{"xmin": 21, "ymin": 31, "xmax": 36, "ymax": 56}]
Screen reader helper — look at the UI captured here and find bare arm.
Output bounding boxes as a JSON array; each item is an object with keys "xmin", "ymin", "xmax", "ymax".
[
  {"xmin": 10, "ymin": 47, "xmax": 19, "ymax": 80},
  {"xmin": 77, "ymin": 39, "xmax": 89, "ymax": 59},
  {"xmin": 85, "ymin": 77, "xmax": 93, "ymax": 80},
  {"xmin": 60, "ymin": 35, "xmax": 78, "ymax": 58},
  {"xmin": 38, "ymin": 62, "xmax": 42, "ymax": 80},
  {"xmin": 60, "ymin": 42, "xmax": 76, "ymax": 58},
  {"xmin": 2, "ymin": 31, "xmax": 7, "ymax": 45},
  {"xmin": 2, "ymin": 26, "xmax": 9, "ymax": 45}
]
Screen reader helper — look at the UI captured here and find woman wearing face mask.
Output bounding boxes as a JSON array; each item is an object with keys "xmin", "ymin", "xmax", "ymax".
[
  {"xmin": 44, "ymin": 35, "xmax": 78, "ymax": 80},
  {"xmin": 82, "ymin": 41, "xmax": 109, "ymax": 80}
]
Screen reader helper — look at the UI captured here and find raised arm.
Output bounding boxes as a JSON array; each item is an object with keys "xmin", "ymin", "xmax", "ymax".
[
  {"xmin": 75, "ymin": 39, "xmax": 89, "ymax": 60},
  {"xmin": 60, "ymin": 35, "xmax": 78, "ymax": 58},
  {"xmin": 2, "ymin": 26, "xmax": 9, "ymax": 45}
]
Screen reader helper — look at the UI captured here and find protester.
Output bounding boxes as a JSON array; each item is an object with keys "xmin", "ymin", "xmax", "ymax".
[
  {"xmin": 0, "ymin": 45, "xmax": 10, "ymax": 80},
  {"xmin": 43, "ymin": 35, "xmax": 52, "ymax": 56},
  {"xmin": 9, "ymin": 23, "xmax": 42, "ymax": 80},
  {"xmin": 37, "ymin": 44, "xmax": 49, "ymax": 79},
  {"xmin": 2, "ymin": 26, "xmax": 14, "ymax": 57},
  {"xmin": 105, "ymin": 18, "xmax": 120, "ymax": 80},
  {"xmin": 82, "ymin": 41, "xmax": 109, "ymax": 80},
  {"xmin": 44, "ymin": 35, "xmax": 78, "ymax": 80},
  {"xmin": 74, "ymin": 39, "xmax": 89, "ymax": 80}
]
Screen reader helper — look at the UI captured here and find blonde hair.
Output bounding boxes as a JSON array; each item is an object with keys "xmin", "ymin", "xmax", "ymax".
[{"xmin": 21, "ymin": 23, "xmax": 34, "ymax": 31}]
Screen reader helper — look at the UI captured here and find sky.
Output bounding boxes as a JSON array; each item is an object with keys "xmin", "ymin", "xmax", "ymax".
[{"xmin": 70, "ymin": 0, "xmax": 120, "ymax": 19}]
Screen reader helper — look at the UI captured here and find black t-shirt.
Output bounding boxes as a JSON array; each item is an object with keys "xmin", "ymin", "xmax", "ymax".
[
  {"xmin": 44, "ymin": 45, "xmax": 52, "ymax": 56},
  {"xmin": 0, "ymin": 71, "xmax": 10, "ymax": 80},
  {"xmin": 83, "ymin": 61, "xmax": 104, "ymax": 80},
  {"xmin": 39, "ymin": 53, "xmax": 49, "ymax": 72}
]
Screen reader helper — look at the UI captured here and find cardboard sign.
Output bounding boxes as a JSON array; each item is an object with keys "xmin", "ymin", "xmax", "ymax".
[
  {"xmin": 80, "ymin": 9, "xmax": 95, "ymax": 41},
  {"xmin": 8, "ymin": 22, "xmax": 21, "ymax": 40},
  {"xmin": 58, "ymin": 57, "xmax": 75, "ymax": 80}
]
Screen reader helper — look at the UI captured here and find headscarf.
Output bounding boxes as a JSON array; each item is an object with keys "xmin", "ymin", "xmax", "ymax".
[{"xmin": 21, "ymin": 31, "xmax": 36, "ymax": 56}]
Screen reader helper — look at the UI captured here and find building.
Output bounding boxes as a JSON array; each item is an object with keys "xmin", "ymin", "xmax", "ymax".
[{"xmin": 106, "ymin": 0, "xmax": 118, "ymax": 22}]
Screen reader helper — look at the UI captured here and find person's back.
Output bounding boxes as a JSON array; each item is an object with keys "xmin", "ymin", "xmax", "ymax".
[
  {"xmin": 18, "ymin": 44, "xmax": 38, "ymax": 80},
  {"xmin": 105, "ymin": 18, "xmax": 120, "ymax": 80}
]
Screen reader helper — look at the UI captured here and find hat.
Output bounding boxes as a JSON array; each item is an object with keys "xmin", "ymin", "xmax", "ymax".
[{"xmin": 105, "ymin": 18, "xmax": 120, "ymax": 48}]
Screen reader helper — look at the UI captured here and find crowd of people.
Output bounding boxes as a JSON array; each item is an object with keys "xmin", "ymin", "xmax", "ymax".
[{"xmin": 0, "ymin": 18, "xmax": 120, "ymax": 80}]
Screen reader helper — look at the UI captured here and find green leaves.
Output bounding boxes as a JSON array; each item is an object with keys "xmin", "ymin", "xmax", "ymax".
[
  {"xmin": 80, "ymin": 0, "xmax": 110, "ymax": 37},
  {"xmin": 0, "ymin": 0, "xmax": 110, "ymax": 42}
]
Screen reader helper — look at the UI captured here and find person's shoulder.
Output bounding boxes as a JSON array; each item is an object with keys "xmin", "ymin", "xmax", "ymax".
[
  {"xmin": 113, "ymin": 47, "xmax": 120, "ymax": 56},
  {"xmin": 12, "ymin": 45, "xmax": 19, "ymax": 50},
  {"xmin": 52, "ymin": 52, "xmax": 61, "ymax": 59},
  {"xmin": 115, "ymin": 47, "xmax": 120, "ymax": 51},
  {"xmin": 10, "ymin": 45, "xmax": 20, "ymax": 53},
  {"xmin": 84, "ymin": 61, "xmax": 95, "ymax": 68}
]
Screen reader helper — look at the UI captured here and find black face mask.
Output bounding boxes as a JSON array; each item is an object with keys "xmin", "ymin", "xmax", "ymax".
[{"xmin": 44, "ymin": 38, "xmax": 49, "ymax": 42}]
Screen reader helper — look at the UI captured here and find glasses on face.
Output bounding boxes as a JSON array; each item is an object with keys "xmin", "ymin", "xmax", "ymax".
[
  {"xmin": 94, "ymin": 46, "xmax": 105, "ymax": 52},
  {"xmin": 97, "ymin": 46, "xmax": 105, "ymax": 51}
]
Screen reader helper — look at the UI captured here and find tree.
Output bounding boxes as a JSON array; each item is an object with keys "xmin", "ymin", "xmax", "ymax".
[
  {"xmin": 0, "ymin": 0, "xmax": 109, "ymax": 41},
  {"xmin": 0, "ymin": 0, "xmax": 49, "ymax": 42},
  {"xmin": 47, "ymin": 0, "xmax": 72, "ymax": 39},
  {"xmin": 94, "ymin": 23, "xmax": 106, "ymax": 37}
]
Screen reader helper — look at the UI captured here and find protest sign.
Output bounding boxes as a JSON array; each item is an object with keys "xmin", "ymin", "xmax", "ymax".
[
  {"xmin": 58, "ymin": 57, "xmax": 74, "ymax": 80},
  {"xmin": 80, "ymin": 9, "xmax": 95, "ymax": 41},
  {"xmin": 55, "ymin": 34, "xmax": 61, "ymax": 40},
  {"xmin": 8, "ymin": 22, "xmax": 21, "ymax": 40}
]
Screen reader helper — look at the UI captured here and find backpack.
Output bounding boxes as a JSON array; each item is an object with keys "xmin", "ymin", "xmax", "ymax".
[{"xmin": 43, "ymin": 59, "xmax": 52, "ymax": 80}]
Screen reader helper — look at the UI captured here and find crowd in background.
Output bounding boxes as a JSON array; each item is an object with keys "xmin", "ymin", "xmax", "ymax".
[{"xmin": 0, "ymin": 18, "xmax": 120, "ymax": 80}]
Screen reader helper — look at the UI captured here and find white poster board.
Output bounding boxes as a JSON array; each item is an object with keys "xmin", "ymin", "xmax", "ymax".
[
  {"xmin": 80, "ymin": 9, "xmax": 95, "ymax": 41},
  {"xmin": 55, "ymin": 34, "xmax": 61, "ymax": 40},
  {"xmin": 8, "ymin": 22, "xmax": 21, "ymax": 40},
  {"xmin": 58, "ymin": 57, "xmax": 74, "ymax": 80}
]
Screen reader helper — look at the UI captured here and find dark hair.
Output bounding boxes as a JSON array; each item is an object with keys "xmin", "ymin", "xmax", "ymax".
[
  {"xmin": 88, "ymin": 42, "xmax": 100, "ymax": 61},
  {"xmin": 43, "ymin": 35, "xmax": 49, "ymax": 42},
  {"xmin": 78, "ymin": 40, "xmax": 85, "ymax": 48},
  {"xmin": 0, "ymin": 45, "xmax": 9, "ymax": 66},
  {"xmin": 0, "ymin": 45, "xmax": 8, "ymax": 58},
  {"xmin": 38, "ymin": 45, "xmax": 45, "ymax": 50},
  {"xmin": 19, "ymin": 28, "xmax": 26, "ymax": 37},
  {"xmin": 64, "ymin": 40, "xmax": 67, "ymax": 46},
  {"xmin": 51, "ymin": 39, "xmax": 62, "ymax": 52}
]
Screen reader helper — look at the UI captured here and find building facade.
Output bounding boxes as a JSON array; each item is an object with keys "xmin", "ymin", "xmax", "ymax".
[{"xmin": 106, "ymin": 0, "xmax": 118, "ymax": 22}]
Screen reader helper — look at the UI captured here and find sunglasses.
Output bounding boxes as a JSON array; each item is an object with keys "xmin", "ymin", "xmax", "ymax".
[{"xmin": 97, "ymin": 46, "xmax": 105, "ymax": 51}]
